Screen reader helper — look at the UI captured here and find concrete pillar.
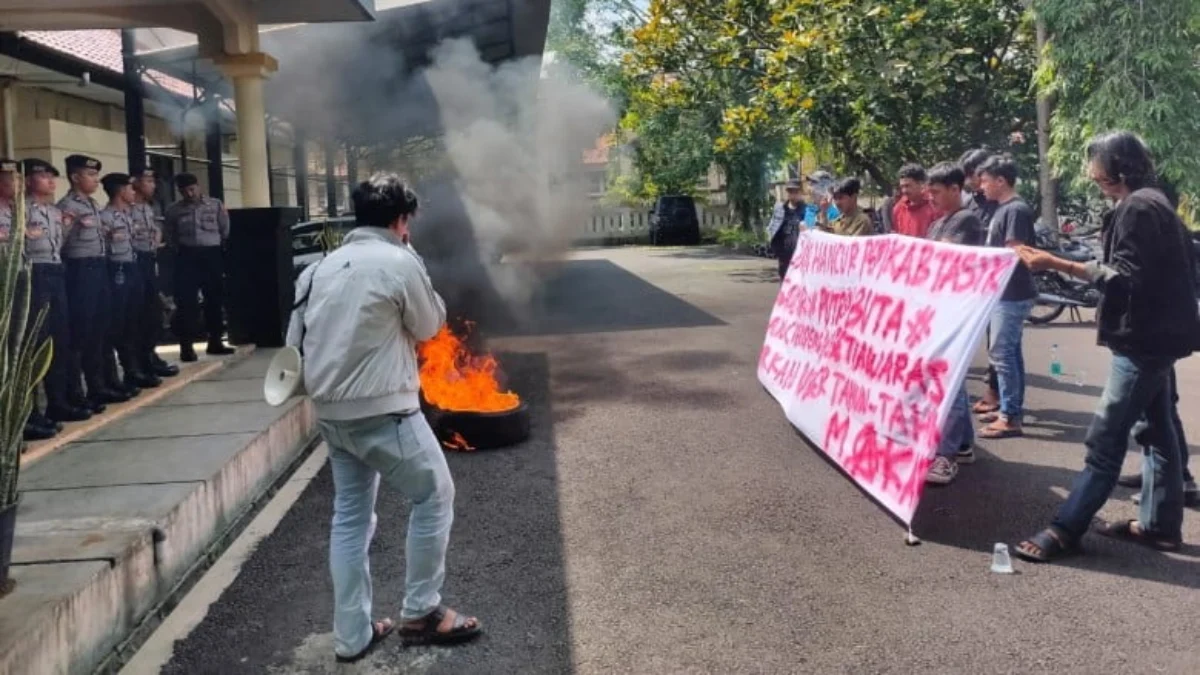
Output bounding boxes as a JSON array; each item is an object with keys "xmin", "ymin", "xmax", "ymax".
[
  {"xmin": 215, "ymin": 52, "xmax": 277, "ymax": 208},
  {"xmin": 324, "ymin": 138, "xmax": 338, "ymax": 217},
  {"xmin": 120, "ymin": 29, "xmax": 147, "ymax": 170},
  {"xmin": 293, "ymin": 129, "xmax": 309, "ymax": 219},
  {"xmin": 203, "ymin": 97, "xmax": 225, "ymax": 201}
]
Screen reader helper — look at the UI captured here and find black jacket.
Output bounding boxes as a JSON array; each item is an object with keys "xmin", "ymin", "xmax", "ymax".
[{"xmin": 1087, "ymin": 188, "xmax": 1200, "ymax": 359}]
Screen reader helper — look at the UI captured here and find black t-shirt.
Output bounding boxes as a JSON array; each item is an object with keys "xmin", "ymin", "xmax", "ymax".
[
  {"xmin": 970, "ymin": 192, "xmax": 998, "ymax": 228},
  {"xmin": 928, "ymin": 208, "xmax": 985, "ymax": 246},
  {"xmin": 987, "ymin": 197, "xmax": 1038, "ymax": 301}
]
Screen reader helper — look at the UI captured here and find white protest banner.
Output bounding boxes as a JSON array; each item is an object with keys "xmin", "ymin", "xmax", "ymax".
[{"xmin": 759, "ymin": 231, "xmax": 1018, "ymax": 525}]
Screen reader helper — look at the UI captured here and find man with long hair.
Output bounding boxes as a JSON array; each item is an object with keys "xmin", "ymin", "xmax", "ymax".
[{"xmin": 1014, "ymin": 131, "xmax": 1200, "ymax": 562}]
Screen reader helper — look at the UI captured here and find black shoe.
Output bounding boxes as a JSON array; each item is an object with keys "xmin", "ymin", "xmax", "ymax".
[
  {"xmin": 128, "ymin": 372, "xmax": 162, "ymax": 389},
  {"xmin": 180, "ymin": 345, "xmax": 198, "ymax": 363},
  {"xmin": 47, "ymin": 405, "xmax": 92, "ymax": 423},
  {"xmin": 1117, "ymin": 473, "xmax": 1142, "ymax": 489},
  {"xmin": 23, "ymin": 423, "xmax": 57, "ymax": 441},
  {"xmin": 152, "ymin": 358, "xmax": 180, "ymax": 377},
  {"xmin": 71, "ymin": 397, "xmax": 106, "ymax": 415},
  {"xmin": 93, "ymin": 388, "xmax": 130, "ymax": 404},
  {"xmin": 206, "ymin": 342, "xmax": 235, "ymax": 356}
]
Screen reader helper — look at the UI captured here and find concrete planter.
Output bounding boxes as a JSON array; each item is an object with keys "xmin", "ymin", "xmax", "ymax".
[{"xmin": 0, "ymin": 496, "xmax": 18, "ymax": 597}]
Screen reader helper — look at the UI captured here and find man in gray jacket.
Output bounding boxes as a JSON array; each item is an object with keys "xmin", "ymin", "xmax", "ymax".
[{"xmin": 286, "ymin": 173, "xmax": 481, "ymax": 663}]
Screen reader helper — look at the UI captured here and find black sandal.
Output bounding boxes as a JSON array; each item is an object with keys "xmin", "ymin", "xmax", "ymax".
[
  {"xmin": 1093, "ymin": 519, "xmax": 1182, "ymax": 552},
  {"xmin": 399, "ymin": 605, "xmax": 482, "ymax": 646},
  {"xmin": 1014, "ymin": 527, "xmax": 1079, "ymax": 563},
  {"xmin": 335, "ymin": 618, "xmax": 395, "ymax": 664}
]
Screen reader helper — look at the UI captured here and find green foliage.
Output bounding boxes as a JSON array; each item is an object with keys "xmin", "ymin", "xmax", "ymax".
[
  {"xmin": 1036, "ymin": 0, "xmax": 1200, "ymax": 223},
  {"xmin": 619, "ymin": 0, "xmax": 1036, "ymax": 217},
  {"xmin": 714, "ymin": 226, "xmax": 765, "ymax": 250},
  {"xmin": 1, "ymin": 191, "xmax": 53, "ymax": 507}
]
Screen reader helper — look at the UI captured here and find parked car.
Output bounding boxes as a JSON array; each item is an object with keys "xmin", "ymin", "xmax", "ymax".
[
  {"xmin": 649, "ymin": 195, "xmax": 701, "ymax": 246},
  {"xmin": 292, "ymin": 216, "xmax": 355, "ymax": 279}
]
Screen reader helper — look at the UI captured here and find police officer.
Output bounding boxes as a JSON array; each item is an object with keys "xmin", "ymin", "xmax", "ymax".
[
  {"xmin": 22, "ymin": 158, "xmax": 92, "ymax": 426},
  {"xmin": 164, "ymin": 173, "xmax": 234, "ymax": 362},
  {"xmin": 2, "ymin": 159, "xmax": 57, "ymax": 440},
  {"xmin": 101, "ymin": 173, "xmax": 161, "ymax": 391},
  {"xmin": 59, "ymin": 154, "xmax": 132, "ymax": 405},
  {"xmin": 129, "ymin": 167, "xmax": 179, "ymax": 379}
]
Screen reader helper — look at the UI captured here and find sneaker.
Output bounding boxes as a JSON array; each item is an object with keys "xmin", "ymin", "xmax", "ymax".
[
  {"xmin": 955, "ymin": 446, "xmax": 976, "ymax": 465},
  {"xmin": 926, "ymin": 456, "xmax": 959, "ymax": 485}
]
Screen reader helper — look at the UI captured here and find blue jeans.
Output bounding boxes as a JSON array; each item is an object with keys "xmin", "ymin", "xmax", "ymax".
[
  {"xmin": 318, "ymin": 413, "xmax": 456, "ymax": 658},
  {"xmin": 1132, "ymin": 367, "xmax": 1193, "ymax": 484},
  {"xmin": 1052, "ymin": 354, "xmax": 1184, "ymax": 540},
  {"xmin": 937, "ymin": 384, "xmax": 974, "ymax": 457},
  {"xmin": 988, "ymin": 299, "xmax": 1033, "ymax": 420}
]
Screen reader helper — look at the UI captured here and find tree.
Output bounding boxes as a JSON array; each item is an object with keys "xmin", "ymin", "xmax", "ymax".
[
  {"xmin": 1036, "ymin": 0, "xmax": 1200, "ymax": 224},
  {"xmin": 624, "ymin": 1, "xmax": 1037, "ymax": 195}
]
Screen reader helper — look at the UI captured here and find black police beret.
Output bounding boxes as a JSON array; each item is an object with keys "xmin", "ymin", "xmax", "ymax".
[
  {"xmin": 21, "ymin": 158, "xmax": 59, "ymax": 177},
  {"xmin": 130, "ymin": 166, "xmax": 155, "ymax": 179},
  {"xmin": 174, "ymin": 173, "xmax": 199, "ymax": 189},
  {"xmin": 101, "ymin": 172, "xmax": 132, "ymax": 194},
  {"xmin": 0, "ymin": 158, "xmax": 17, "ymax": 173},
  {"xmin": 65, "ymin": 154, "xmax": 102, "ymax": 174}
]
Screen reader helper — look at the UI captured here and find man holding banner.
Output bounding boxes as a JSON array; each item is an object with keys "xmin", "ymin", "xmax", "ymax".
[
  {"xmin": 759, "ymin": 209, "xmax": 1017, "ymax": 525},
  {"xmin": 1013, "ymin": 131, "xmax": 1199, "ymax": 562},
  {"xmin": 922, "ymin": 163, "xmax": 988, "ymax": 484}
]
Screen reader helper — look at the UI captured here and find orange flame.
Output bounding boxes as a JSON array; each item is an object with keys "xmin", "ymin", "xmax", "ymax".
[
  {"xmin": 418, "ymin": 323, "xmax": 521, "ymax": 413},
  {"xmin": 441, "ymin": 432, "xmax": 476, "ymax": 452}
]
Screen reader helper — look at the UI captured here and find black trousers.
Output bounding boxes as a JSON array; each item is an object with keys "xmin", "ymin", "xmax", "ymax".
[
  {"xmin": 135, "ymin": 253, "xmax": 164, "ymax": 368},
  {"xmin": 28, "ymin": 263, "xmax": 76, "ymax": 410},
  {"xmin": 65, "ymin": 257, "xmax": 111, "ymax": 397},
  {"xmin": 173, "ymin": 245, "xmax": 225, "ymax": 346},
  {"xmin": 103, "ymin": 260, "xmax": 142, "ymax": 381}
]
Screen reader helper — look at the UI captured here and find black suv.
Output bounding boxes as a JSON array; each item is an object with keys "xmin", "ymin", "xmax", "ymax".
[{"xmin": 649, "ymin": 195, "xmax": 701, "ymax": 246}]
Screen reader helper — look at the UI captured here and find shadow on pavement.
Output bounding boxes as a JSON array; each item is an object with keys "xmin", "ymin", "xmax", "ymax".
[
  {"xmin": 648, "ymin": 246, "xmax": 762, "ymax": 262},
  {"xmin": 1025, "ymin": 372, "xmax": 1106, "ymax": 398},
  {"xmin": 914, "ymin": 450, "xmax": 1200, "ymax": 591},
  {"xmin": 484, "ymin": 259, "xmax": 726, "ymax": 337},
  {"xmin": 727, "ymin": 268, "xmax": 781, "ymax": 284},
  {"xmin": 549, "ymin": 343, "xmax": 740, "ymax": 426},
  {"xmin": 162, "ymin": 353, "xmax": 573, "ymax": 674}
]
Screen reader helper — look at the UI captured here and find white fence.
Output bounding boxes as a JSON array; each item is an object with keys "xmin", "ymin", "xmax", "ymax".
[{"xmin": 577, "ymin": 205, "xmax": 734, "ymax": 243}]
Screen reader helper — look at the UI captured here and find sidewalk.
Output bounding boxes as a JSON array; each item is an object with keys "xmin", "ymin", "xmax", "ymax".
[{"xmin": 0, "ymin": 349, "xmax": 316, "ymax": 675}]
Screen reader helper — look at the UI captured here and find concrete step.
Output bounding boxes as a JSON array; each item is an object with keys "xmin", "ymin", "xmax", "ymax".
[{"xmin": 0, "ymin": 349, "xmax": 316, "ymax": 675}]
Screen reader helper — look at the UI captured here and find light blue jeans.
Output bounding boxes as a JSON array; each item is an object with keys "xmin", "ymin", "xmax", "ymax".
[
  {"xmin": 988, "ymin": 299, "xmax": 1034, "ymax": 420},
  {"xmin": 317, "ymin": 413, "xmax": 456, "ymax": 658},
  {"xmin": 937, "ymin": 384, "xmax": 974, "ymax": 457}
]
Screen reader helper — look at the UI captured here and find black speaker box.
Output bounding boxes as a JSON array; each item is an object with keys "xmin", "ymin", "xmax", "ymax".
[{"xmin": 226, "ymin": 207, "xmax": 301, "ymax": 348}]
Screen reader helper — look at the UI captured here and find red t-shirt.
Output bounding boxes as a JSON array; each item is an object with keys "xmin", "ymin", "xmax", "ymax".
[{"xmin": 892, "ymin": 197, "xmax": 941, "ymax": 238}]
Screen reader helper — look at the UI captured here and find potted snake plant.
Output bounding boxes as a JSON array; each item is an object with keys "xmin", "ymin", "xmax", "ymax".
[{"xmin": 0, "ymin": 176, "xmax": 53, "ymax": 596}]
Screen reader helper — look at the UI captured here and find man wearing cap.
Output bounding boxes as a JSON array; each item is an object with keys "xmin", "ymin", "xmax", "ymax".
[
  {"xmin": 59, "ymin": 154, "xmax": 132, "ymax": 405},
  {"xmin": 164, "ymin": 173, "xmax": 234, "ymax": 362},
  {"xmin": 23, "ymin": 158, "xmax": 93, "ymax": 426},
  {"xmin": 101, "ymin": 172, "xmax": 161, "ymax": 391},
  {"xmin": 766, "ymin": 179, "xmax": 807, "ymax": 280},
  {"xmin": 2, "ymin": 159, "xmax": 58, "ymax": 440},
  {"xmin": 130, "ymin": 167, "xmax": 179, "ymax": 379}
]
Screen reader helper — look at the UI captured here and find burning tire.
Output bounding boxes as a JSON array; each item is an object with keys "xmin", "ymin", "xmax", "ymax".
[
  {"xmin": 418, "ymin": 323, "xmax": 529, "ymax": 452},
  {"xmin": 423, "ymin": 400, "xmax": 531, "ymax": 451}
]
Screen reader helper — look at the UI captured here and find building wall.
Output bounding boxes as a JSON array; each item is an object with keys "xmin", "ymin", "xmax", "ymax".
[{"xmin": 9, "ymin": 84, "xmax": 301, "ymax": 210}]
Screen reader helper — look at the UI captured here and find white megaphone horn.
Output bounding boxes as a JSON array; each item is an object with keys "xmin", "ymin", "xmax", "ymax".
[{"xmin": 263, "ymin": 346, "xmax": 305, "ymax": 406}]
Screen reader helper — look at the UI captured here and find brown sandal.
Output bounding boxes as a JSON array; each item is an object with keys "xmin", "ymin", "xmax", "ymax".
[
  {"xmin": 1093, "ymin": 519, "xmax": 1182, "ymax": 552},
  {"xmin": 399, "ymin": 605, "xmax": 482, "ymax": 646},
  {"xmin": 979, "ymin": 419, "xmax": 1023, "ymax": 439},
  {"xmin": 972, "ymin": 400, "xmax": 999, "ymax": 415}
]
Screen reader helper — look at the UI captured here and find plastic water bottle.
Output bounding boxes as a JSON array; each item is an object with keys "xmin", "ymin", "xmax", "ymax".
[
  {"xmin": 991, "ymin": 543, "xmax": 1015, "ymax": 574},
  {"xmin": 1049, "ymin": 344, "xmax": 1062, "ymax": 376}
]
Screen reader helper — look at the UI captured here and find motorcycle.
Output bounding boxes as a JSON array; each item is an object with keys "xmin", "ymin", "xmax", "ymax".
[{"xmin": 1026, "ymin": 225, "xmax": 1102, "ymax": 325}]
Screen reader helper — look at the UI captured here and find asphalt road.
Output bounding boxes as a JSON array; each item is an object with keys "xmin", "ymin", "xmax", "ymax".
[{"xmin": 162, "ymin": 246, "xmax": 1200, "ymax": 674}]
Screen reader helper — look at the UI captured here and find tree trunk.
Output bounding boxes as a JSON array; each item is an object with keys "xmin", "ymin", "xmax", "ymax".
[{"xmin": 1035, "ymin": 15, "xmax": 1059, "ymax": 231}]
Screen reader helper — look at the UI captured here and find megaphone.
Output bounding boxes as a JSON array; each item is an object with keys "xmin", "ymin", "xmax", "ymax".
[{"xmin": 263, "ymin": 346, "xmax": 305, "ymax": 406}]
